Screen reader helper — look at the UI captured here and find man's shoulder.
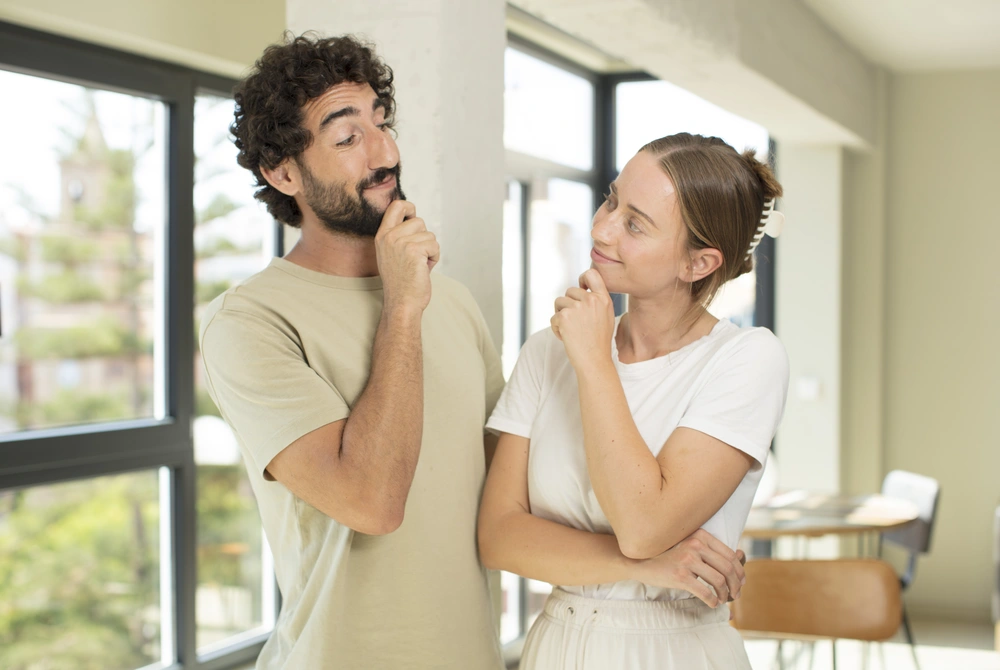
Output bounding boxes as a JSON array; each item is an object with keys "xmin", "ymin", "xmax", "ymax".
[
  {"xmin": 429, "ymin": 272, "xmax": 480, "ymax": 313},
  {"xmin": 199, "ymin": 264, "xmax": 290, "ymax": 340}
]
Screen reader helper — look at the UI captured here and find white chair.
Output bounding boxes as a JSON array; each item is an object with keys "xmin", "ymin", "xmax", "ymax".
[{"xmin": 879, "ymin": 470, "xmax": 941, "ymax": 666}]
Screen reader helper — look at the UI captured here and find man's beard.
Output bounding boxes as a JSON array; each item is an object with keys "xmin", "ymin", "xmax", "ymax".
[{"xmin": 299, "ymin": 161, "xmax": 405, "ymax": 238}]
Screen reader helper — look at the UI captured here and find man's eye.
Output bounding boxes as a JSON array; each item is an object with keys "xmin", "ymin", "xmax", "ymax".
[
  {"xmin": 628, "ymin": 220, "xmax": 641, "ymax": 233},
  {"xmin": 377, "ymin": 123, "xmax": 389, "ymax": 131},
  {"xmin": 337, "ymin": 135, "xmax": 356, "ymax": 147},
  {"xmin": 604, "ymin": 194, "xmax": 616, "ymax": 211}
]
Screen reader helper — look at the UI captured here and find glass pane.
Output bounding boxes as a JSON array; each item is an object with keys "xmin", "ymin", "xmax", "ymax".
[
  {"xmin": 0, "ymin": 470, "xmax": 164, "ymax": 669},
  {"xmin": 504, "ymin": 48, "xmax": 594, "ymax": 170},
  {"xmin": 193, "ymin": 93, "xmax": 276, "ymax": 651},
  {"xmin": 527, "ymin": 179, "xmax": 594, "ymax": 335},
  {"xmin": 499, "ymin": 571, "xmax": 522, "ymax": 645},
  {"xmin": 501, "ymin": 180, "xmax": 525, "ymax": 379},
  {"xmin": 0, "ymin": 70, "xmax": 166, "ymax": 434},
  {"xmin": 615, "ymin": 80, "xmax": 769, "ymax": 172},
  {"xmin": 615, "ymin": 80, "xmax": 770, "ymax": 326},
  {"xmin": 526, "ymin": 579, "xmax": 553, "ymax": 630}
]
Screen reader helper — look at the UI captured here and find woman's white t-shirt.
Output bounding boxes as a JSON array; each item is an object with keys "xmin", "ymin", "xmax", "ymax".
[{"xmin": 486, "ymin": 317, "xmax": 789, "ymax": 602}]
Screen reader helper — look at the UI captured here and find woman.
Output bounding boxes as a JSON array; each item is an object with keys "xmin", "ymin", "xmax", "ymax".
[{"xmin": 478, "ymin": 133, "xmax": 789, "ymax": 669}]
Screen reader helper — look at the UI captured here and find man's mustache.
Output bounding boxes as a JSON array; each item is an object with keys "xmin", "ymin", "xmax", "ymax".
[{"xmin": 359, "ymin": 165, "xmax": 400, "ymax": 190}]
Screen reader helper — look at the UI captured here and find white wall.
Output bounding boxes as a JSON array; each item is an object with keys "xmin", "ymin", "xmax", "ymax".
[
  {"xmin": 775, "ymin": 146, "xmax": 843, "ymax": 494},
  {"xmin": 511, "ymin": 0, "xmax": 877, "ymax": 146},
  {"xmin": 286, "ymin": 0, "xmax": 506, "ymax": 345},
  {"xmin": 0, "ymin": 0, "xmax": 285, "ymax": 76}
]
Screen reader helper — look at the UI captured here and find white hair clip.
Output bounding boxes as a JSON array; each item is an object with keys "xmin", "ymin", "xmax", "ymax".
[{"xmin": 745, "ymin": 198, "xmax": 785, "ymax": 261}]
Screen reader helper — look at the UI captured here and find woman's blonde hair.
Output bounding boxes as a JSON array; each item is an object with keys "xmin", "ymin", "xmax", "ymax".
[{"xmin": 640, "ymin": 133, "xmax": 783, "ymax": 307}]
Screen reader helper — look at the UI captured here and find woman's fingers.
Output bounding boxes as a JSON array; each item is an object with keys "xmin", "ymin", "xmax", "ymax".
[
  {"xmin": 696, "ymin": 542, "xmax": 742, "ymax": 601},
  {"xmin": 690, "ymin": 562, "xmax": 728, "ymax": 606}
]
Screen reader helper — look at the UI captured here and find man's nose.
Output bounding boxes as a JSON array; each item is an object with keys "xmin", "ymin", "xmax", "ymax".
[{"xmin": 369, "ymin": 124, "xmax": 399, "ymax": 170}]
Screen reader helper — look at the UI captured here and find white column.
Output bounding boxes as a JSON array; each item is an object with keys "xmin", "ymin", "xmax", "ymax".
[
  {"xmin": 286, "ymin": 0, "xmax": 507, "ymax": 344},
  {"xmin": 775, "ymin": 145, "xmax": 843, "ymax": 495}
]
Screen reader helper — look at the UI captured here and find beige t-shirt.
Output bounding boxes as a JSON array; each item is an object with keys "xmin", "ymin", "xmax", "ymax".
[{"xmin": 200, "ymin": 257, "xmax": 505, "ymax": 670}]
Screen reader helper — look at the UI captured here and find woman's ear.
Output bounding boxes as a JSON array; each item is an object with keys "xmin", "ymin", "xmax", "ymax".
[{"xmin": 686, "ymin": 248, "xmax": 724, "ymax": 283}]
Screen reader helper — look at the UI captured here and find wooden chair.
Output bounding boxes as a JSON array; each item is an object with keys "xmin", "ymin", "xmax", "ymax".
[{"xmin": 731, "ymin": 559, "xmax": 903, "ymax": 669}]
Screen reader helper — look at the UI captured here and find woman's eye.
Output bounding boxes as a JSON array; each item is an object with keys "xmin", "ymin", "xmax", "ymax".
[
  {"xmin": 337, "ymin": 135, "xmax": 356, "ymax": 147},
  {"xmin": 604, "ymin": 195, "xmax": 616, "ymax": 211},
  {"xmin": 628, "ymin": 220, "xmax": 641, "ymax": 233}
]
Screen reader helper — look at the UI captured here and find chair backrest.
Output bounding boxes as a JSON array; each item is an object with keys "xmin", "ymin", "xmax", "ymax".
[
  {"xmin": 731, "ymin": 559, "xmax": 902, "ymax": 641},
  {"xmin": 880, "ymin": 469, "xmax": 940, "ymax": 554}
]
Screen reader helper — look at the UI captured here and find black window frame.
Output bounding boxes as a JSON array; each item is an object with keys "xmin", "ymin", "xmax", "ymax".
[{"xmin": 0, "ymin": 20, "xmax": 279, "ymax": 670}]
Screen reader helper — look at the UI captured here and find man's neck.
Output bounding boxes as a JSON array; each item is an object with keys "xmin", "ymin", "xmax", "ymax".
[{"xmin": 283, "ymin": 223, "xmax": 379, "ymax": 277}]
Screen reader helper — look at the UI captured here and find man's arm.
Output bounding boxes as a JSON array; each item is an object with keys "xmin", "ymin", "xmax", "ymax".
[{"xmin": 267, "ymin": 201, "xmax": 439, "ymax": 535}]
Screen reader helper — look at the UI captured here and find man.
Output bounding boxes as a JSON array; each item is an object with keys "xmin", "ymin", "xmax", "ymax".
[{"xmin": 201, "ymin": 32, "xmax": 746, "ymax": 669}]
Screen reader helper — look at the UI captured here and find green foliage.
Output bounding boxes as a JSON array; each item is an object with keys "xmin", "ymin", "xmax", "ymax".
[
  {"xmin": 196, "ymin": 466, "xmax": 263, "ymax": 588},
  {"xmin": 0, "ymin": 238, "xmax": 27, "ymax": 262},
  {"xmin": 15, "ymin": 319, "xmax": 150, "ymax": 360},
  {"xmin": 0, "ymin": 474, "xmax": 161, "ymax": 670},
  {"xmin": 17, "ymin": 390, "xmax": 134, "ymax": 428},
  {"xmin": 197, "ymin": 279, "xmax": 232, "ymax": 304},
  {"xmin": 196, "ymin": 387, "xmax": 222, "ymax": 419},
  {"xmin": 39, "ymin": 236, "xmax": 99, "ymax": 264},
  {"xmin": 197, "ymin": 194, "xmax": 239, "ymax": 226},
  {"xmin": 72, "ymin": 149, "xmax": 136, "ymax": 231},
  {"xmin": 17, "ymin": 272, "xmax": 105, "ymax": 303}
]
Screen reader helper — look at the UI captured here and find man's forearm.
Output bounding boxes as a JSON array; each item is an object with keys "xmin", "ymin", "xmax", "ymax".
[{"xmin": 339, "ymin": 304, "xmax": 424, "ymax": 522}]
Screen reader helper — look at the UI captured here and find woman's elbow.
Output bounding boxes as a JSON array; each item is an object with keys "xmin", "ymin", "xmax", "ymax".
[{"xmin": 615, "ymin": 529, "xmax": 665, "ymax": 561}]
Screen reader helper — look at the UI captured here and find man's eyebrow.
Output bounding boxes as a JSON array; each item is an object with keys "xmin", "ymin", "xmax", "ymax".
[
  {"xmin": 318, "ymin": 105, "xmax": 360, "ymax": 131},
  {"xmin": 373, "ymin": 98, "xmax": 386, "ymax": 113},
  {"xmin": 609, "ymin": 182, "xmax": 658, "ymax": 228}
]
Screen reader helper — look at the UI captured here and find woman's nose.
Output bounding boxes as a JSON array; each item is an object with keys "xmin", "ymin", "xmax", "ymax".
[{"xmin": 591, "ymin": 216, "xmax": 614, "ymax": 245}]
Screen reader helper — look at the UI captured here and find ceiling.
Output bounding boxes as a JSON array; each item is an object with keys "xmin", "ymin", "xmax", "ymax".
[{"xmin": 803, "ymin": 0, "xmax": 1000, "ymax": 70}]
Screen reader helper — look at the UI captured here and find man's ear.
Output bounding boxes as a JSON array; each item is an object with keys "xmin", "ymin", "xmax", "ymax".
[
  {"xmin": 686, "ymin": 248, "xmax": 724, "ymax": 283},
  {"xmin": 260, "ymin": 159, "xmax": 301, "ymax": 197}
]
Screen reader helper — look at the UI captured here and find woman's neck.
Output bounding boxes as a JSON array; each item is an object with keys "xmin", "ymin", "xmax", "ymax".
[{"xmin": 616, "ymin": 295, "xmax": 718, "ymax": 364}]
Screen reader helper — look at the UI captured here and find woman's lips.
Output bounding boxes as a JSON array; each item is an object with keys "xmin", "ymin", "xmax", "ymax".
[{"xmin": 591, "ymin": 247, "xmax": 620, "ymax": 264}]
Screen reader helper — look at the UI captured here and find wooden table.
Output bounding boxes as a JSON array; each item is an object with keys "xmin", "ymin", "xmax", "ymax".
[{"xmin": 743, "ymin": 490, "xmax": 920, "ymax": 540}]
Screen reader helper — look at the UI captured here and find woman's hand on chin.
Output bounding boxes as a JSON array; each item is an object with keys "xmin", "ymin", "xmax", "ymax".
[{"xmin": 551, "ymin": 269, "xmax": 616, "ymax": 370}]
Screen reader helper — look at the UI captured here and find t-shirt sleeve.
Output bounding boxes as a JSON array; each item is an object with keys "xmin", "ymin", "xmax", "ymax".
[
  {"xmin": 676, "ymin": 329, "xmax": 790, "ymax": 469},
  {"xmin": 200, "ymin": 304, "xmax": 351, "ymax": 480},
  {"xmin": 485, "ymin": 329, "xmax": 550, "ymax": 438}
]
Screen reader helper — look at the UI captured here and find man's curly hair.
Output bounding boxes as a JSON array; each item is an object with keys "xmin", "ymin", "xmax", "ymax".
[{"xmin": 231, "ymin": 32, "xmax": 396, "ymax": 226}]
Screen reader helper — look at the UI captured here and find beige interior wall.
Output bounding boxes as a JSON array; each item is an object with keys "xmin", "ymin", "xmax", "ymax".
[
  {"xmin": 878, "ymin": 70, "xmax": 1000, "ymax": 620},
  {"xmin": 0, "ymin": 0, "xmax": 286, "ymax": 76},
  {"xmin": 840, "ymin": 69, "xmax": 889, "ymax": 499}
]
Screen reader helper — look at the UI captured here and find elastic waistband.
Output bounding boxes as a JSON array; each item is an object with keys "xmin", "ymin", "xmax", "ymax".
[{"xmin": 541, "ymin": 588, "xmax": 730, "ymax": 632}]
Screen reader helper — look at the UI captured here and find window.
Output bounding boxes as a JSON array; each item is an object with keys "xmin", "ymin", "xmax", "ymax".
[
  {"xmin": 0, "ymin": 21, "xmax": 279, "ymax": 670},
  {"xmin": 501, "ymin": 40, "xmax": 601, "ymax": 648},
  {"xmin": 0, "ymin": 69, "xmax": 167, "ymax": 434},
  {"xmin": 193, "ymin": 93, "xmax": 278, "ymax": 652},
  {"xmin": 0, "ymin": 470, "xmax": 168, "ymax": 670}
]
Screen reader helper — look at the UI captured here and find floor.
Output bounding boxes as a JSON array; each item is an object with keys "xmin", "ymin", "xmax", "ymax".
[
  {"xmin": 236, "ymin": 616, "xmax": 1000, "ymax": 669},
  {"xmin": 745, "ymin": 617, "xmax": 999, "ymax": 670}
]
